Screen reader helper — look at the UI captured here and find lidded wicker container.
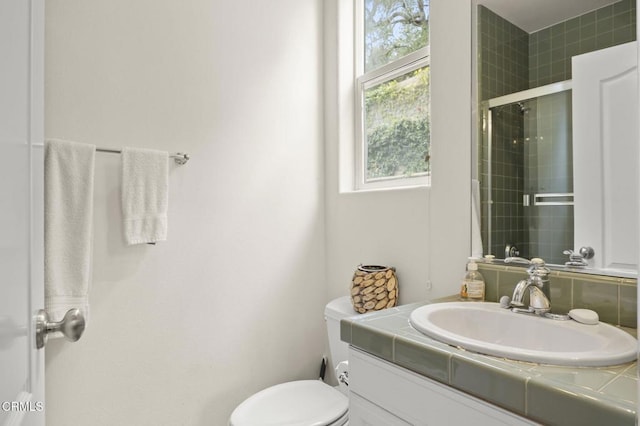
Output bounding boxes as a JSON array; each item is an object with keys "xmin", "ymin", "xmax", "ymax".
[{"xmin": 350, "ymin": 265, "xmax": 398, "ymax": 314}]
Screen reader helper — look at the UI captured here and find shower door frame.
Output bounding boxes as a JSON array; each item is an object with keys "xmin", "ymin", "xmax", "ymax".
[{"xmin": 482, "ymin": 80, "xmax": 573, "ymax": 259}]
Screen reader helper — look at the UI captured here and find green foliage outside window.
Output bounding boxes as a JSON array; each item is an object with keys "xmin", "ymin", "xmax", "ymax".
[{"xmin": 365, "ymin": 67, "xmax": 430, "ymax": 180}]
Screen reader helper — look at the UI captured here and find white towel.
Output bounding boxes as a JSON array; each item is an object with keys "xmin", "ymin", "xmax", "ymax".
[
  {"xmin": 45, "ymin": 139, "xmax": 96, "ymax": 325},
  {"xmin": 471, "ymin": 179, "xmax": 484, "ymax": 258},
  {"xmin": 121, "ymin": 147, "xmax": 169, "ymax": 245}
]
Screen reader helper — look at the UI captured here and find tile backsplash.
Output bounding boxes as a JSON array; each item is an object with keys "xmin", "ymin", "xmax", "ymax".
[{"xmin": 479, "ymin": 263, "xmax": 637, "ymax": 328}]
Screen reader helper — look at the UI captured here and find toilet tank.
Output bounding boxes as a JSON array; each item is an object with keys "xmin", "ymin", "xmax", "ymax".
[{"xmin": 324, "ymin": 296, "xmax": 357, "ymax": 368}]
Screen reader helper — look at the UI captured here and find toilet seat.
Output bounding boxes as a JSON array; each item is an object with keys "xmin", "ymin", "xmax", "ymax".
[{"xmin": 229, "ymin": 380, "xmax": 348, "ymax": 426}]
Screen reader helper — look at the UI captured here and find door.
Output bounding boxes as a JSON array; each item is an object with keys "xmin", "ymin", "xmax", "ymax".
[
  {"xmin": 572, "ymin": 42, "xmax": 639, "ymax": 272},
  {"xmin": 1, "ymin": 1, "xmax": 45, "ymax": 425}
]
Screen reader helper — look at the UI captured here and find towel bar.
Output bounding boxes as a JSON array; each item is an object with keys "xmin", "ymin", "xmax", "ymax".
[
  {"xmin": 97, "ymin": 148, "xmax": 190, "ymax": 165},
  {"xmin": 36, "ymin": 143, "xmax": 190, "ymax": 165}
]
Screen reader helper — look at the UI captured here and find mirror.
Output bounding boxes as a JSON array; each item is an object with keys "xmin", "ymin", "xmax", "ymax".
[{"xmin": 472, "ymin": 0, "xmax": 638, "ymax": 275}]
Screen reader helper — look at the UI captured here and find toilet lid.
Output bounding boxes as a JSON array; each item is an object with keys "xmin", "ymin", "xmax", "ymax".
[{"xmin": 229, "ymin": 380, "xmax": 348, "ymax": 426}]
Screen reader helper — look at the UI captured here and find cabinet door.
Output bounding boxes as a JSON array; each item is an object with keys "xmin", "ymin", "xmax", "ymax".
[
  {"xmin": 349, "ymin": 348, "xmax": 537, "ymax": 425},
  {"xmin": 349, "ymin": 393, "xmax": 411, "ymax": 426}
]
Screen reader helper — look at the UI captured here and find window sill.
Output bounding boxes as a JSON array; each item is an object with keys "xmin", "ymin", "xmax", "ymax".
[{"xmin": 339, "ymin": 183, "xmax": 430, "ymax": 195}]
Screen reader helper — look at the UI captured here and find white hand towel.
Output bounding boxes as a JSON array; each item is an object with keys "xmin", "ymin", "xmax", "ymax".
[
  {"xmin": 45, "ymin": 139, "xmax": 96, "ymax": 325},
  {"xmin": 121, "ymin": 147, "xmax": 169, "ymax": 245},
  {"xmin": 471, "ymin": 179, "xmax": 484, "ymax": 258}
]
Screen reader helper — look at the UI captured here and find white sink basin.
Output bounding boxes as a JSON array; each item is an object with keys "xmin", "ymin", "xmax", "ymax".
[{"xmin": 409, "ymin": 302, "xmax": 637, "ymax": 367}]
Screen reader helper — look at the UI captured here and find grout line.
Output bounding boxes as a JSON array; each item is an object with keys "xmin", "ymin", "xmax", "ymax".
[
  {"xmin": 597, "ymin": 372, "xmax": 621, "ymax": 393},
  {"xmin": 619, "ymin": 363, "xmax": 636, "ymax": 378},
  {"xmin": 391, "ymin": 335, "xmax": 396, "ymax": 362},
  {"xmin": 524, "ymin": 376, "xmax": 529, "ymax": 415},
  {"xmin": 617, "ymin": 284, "xmax": 621, "ymax": 326},
  {"xmin": 570, "ymin": 277, "xmax": 574, "ymax": 310}
]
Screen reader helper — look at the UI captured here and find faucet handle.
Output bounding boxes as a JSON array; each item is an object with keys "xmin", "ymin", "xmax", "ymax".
[
  {"xmin": 504, "ymin": 257, "xmax": 531, "ymax": 265},
  {"xmin": 527, "ymin": 258, "xmax": 550, "ymax": 278},
  {"xmin": 563, "ymin": 249, "xmax": 588, "ymax": 267},
  {"xmin": 505, "ymin": 257, "xmax": 550, "ymax": 279},
  {"xmin": 504, "ymin": 256, "xmax": 546, "ymax": 265}
]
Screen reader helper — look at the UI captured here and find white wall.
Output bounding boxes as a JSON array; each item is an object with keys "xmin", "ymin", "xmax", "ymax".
[
  {"xmin": 428, "ymin": 0, "xmax": 472, "ymax": 296},
  {"xmin": 44, "ymin": 1, "xmax": 326, "ymax": 425},
  {"xmin": 324, "ymin": 0, "xmax": 471, "ymax": 302},
  {"xmin": 44, "ymin": 0, "xmax": 473, "ymax": 423}
]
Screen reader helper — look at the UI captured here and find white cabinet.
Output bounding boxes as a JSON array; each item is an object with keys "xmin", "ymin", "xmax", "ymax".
[
  {"xmin": 348, "ymin": 348, "xmax": 537, "ymax": 426},
  {"xmin": 349, "ymin": 393, "xmax": 411, "ymax": 426}
]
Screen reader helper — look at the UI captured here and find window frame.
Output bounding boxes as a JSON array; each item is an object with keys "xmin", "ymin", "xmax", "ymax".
[{"xmin": 354, "ymin": 1, "xmax": 431, "ymax": 191}]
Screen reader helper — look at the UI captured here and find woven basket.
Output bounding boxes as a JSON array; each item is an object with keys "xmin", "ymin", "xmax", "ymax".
[{"xmin": 350, "ymin": 265, "xmax": 398, "ymax": 314}]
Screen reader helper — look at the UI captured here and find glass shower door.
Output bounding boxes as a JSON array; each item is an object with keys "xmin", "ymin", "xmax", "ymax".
[
  {"xmin": 482, "ymin": 87, "xmax": 573, "ymax": 265},
  {"xmin": 523, "ymin": 90, "xmax": 574, "ymax": 264}
]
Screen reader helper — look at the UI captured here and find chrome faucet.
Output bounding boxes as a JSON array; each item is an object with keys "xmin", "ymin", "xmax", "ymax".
[{"xmin": 504, "ymin": 257, "xmax": 551, "ymax": 315}]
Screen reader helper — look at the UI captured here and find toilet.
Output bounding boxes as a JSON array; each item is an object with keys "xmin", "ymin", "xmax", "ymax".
[{"xmin": 229, "ymin": 296, "xmax": 354, "ymax": 426}]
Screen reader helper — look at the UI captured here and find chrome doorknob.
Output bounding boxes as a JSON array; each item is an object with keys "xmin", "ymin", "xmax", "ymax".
[{"xmin": 35, "ymin": 308, "xmax": 85, "ymax": 349}]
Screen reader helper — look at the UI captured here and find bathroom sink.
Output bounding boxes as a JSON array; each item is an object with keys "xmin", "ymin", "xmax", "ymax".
[{"xmin": 409, "ymin": 302, "xmax": 637, "ymax": 367}]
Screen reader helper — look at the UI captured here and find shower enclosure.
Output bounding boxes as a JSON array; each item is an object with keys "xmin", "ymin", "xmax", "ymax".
[{"xmin": 480, "ymin": 83, "xmax": 573, "ymax": 265}]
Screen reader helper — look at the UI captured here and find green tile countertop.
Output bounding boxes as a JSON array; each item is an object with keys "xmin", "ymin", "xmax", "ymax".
[{"xmin": 341, "ymin": 298, "xmax": 638, "ymax": 426}]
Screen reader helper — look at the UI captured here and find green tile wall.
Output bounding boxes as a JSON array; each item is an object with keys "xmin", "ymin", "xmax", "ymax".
[
  {"xmin": 479, "ymin": 263, "xmax": 637, "ymax": 328},
  {"xmin": 484, "ymin": 104, "xmax": 527, "ymax": 259},
  {"xmin": 478, "ymin": 6, "xmax": 529, "ymax": 101},
  {"xmin": 529, "ymin": 0, "xmax": 637, "ymax": 87},
  {"xmin": 478, "ymin": 6, "xmax": 529, "ymax": 258},
  {"xmin": 479, "ymin": 0, "xmax": 637, "ymax": 94}
]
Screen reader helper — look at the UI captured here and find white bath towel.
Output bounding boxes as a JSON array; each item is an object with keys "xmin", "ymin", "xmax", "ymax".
[
  {"xmin": 121, "ymin": 147, "xmax": 169, "ymax": 245},
  {"xmin": 45, "ymin": 139, "xmax": 96, "ymax": 325},
  {"xmin": 471, "ymin": 179, "xmax": 484, "ymax": 258}
]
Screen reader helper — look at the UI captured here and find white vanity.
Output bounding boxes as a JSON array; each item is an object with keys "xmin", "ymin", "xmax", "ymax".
[
  {"xmin": 348, "ymin": 348, "xmax": 536, "ymax": 425},
  {"xmin": 341, "ymin": 300, "xmax": 637, "ymax": 426}
]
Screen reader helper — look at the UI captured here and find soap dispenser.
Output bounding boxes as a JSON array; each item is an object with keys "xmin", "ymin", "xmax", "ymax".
[{"xmin": 460, "ymin": 258, "xmax": 485, "ymax": 301}]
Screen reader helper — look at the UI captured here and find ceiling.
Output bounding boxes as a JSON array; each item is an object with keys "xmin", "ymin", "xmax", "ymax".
[{"xmin": 476, "ymin": 0, "xmax": 621, "ymax": 33}]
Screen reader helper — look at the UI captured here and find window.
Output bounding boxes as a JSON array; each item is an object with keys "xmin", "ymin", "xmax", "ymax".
[{"xmin": 355, "ymin": 0, "xmax": 430, "ymax": 189}]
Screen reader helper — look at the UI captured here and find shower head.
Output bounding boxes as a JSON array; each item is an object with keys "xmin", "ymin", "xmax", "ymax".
[{"xmin": 517, "ymin": 102, "xmax": 530, "ymax": 114}]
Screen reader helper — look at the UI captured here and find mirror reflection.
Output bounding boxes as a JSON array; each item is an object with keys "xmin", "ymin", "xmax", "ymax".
[{"xmin": 474, "ymin": 0, "xmax": 637, "ymax": 271}]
